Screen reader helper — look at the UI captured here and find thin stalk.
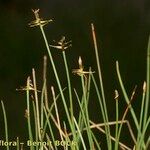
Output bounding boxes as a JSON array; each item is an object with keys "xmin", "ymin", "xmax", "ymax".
[
  {"xmin": 77, "ymin": 67, "xmax": 91, "ymax": 130},
  {"xmin": 116, "ymin": 86, "xmax": 137, "ymax": 150},
  {"xmin": 73, "ymin": 117, "xmax": 87, "ymax": 150},
  {"xmin": 40, "ymin": 87, "xmax": 44, "ymax": 131},
  {"xmin": 91, "ymin": 74, "xmax": 111, "ymax": 148},
  {"xmin": 63, "ymin": 122, "xmax": 76, "ymax": 150},
  {"xmin": 91, "ymin": 23, "xmax": 111, "ymax": 149},
  {"xmin": 91, "ymin": 131, "xmax": 101, "ymax": 150},
  {"xmin": 40, "ymin": 80, "xmax": 48, "ymax": 136},
  {"xmin": 44, "ymin": 106, "xmax": 58, "ymax": 150},
  {"xmin": 41, "ymin": 56, "xmax": 48, "ymax": 132},
  {"xmin": 42, "ymin": 88, "xmax": 66, "ymax": 139},
  {"xmin": 81, "ymin": 75, "xmax": 93, "ymax": 149},
  {"xmin": 74, "ymin": 88, "xmax": 94, "ymax": 149},
  {"xmin": 143, "ymin": 36, "xmax": 150, "ymax": 134},
  {"xmin": 62, "ymin": 51, "xmax": 77, "ymax": 149},
  {"xmin": 62, "ymin": 51, "xmax": 73, "ymax": 120},
  {"xmin": 46, "ymin": 134, "xmax": 54, "ymax": 150},
  {"xmin": 116, "ymin": 61, "xmax": 139, "ymax": 129},
  {"xmin": 32, "ymin": 69, "xmax": 41, "ymax": 142},
  {"xmin": 90, "ymin": 121, "xmax": 132, "ymax": 150},
  {"xmin": 137, "ymin": 81, "xmax": 146, "ymax": 148},
  {"xmin": 114, "ymin": 90, "xmax": 119, "ymax": 150},
  {"xmin": 76, "ymin": 75, "xmax": 90, "ymax": 147},
  {"xmin": 43, "ymin": 56, "xmax": 49, "ymax": 112},
  {"xmin": 146, "ymin": 136, "xmax": 150, "ymax": 149},
  {"xmin": 17, "ymin": 137, "xmax": 19, "ymax": 150},
  {"xmin": 51, "ymin": 86, "xmax": 64, "ymax": 141},
  {"xmin": 78, "ymin": 91, "xmax": 86, "ymax": 130},
  {"xmin": 138, "ymin": 115, "xmax": 150, "ymax": 148},
  {"xmin": 26, "ymin": 77, "xmax": 34, "ymax": 150},
  {"xmin": 39, "ymin": 25, "xmax": 77, "ymax": 142},
  {"xmin": 74, "ymin": 88, "xmax": 85, "ymax": 148},
  {"xmin": 1, "ymin": 101, "xmax": 9, "ymax": 150},
  {"xmin": 86, "ymin": 69, "xmax": 92, "ymax": 102},
  {"xmin": 32, "ymin": 101, "xmax": 38, "ymax": 150},
  {"xmin": 88, "ymin": 120, "xmax": 136, "ymax": 144}
]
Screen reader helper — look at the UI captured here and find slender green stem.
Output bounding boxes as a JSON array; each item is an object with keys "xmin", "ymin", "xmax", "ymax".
[
  {"xmin": 40, "ymin": 82, "xmax": 47, "ymax": 132},
  {"xmin": 91, "ymin": 23, "xmax": 111, "ymax": 149},
  {"xmin": 16, "ymin": 137, "xmax": 19, "ymax": 150},
  {"xmin": 86, "ymin": 68, "xmax": 92, "ymax": 102},
  {"xmin": 146, "ymin": 136, "xmax": 150, "ymax": 149},
  {"xmin": 81, "ymin": 75, "xmax": 93, "ymax": 149},
  {"xmin": 42, "ymin": 87, "xmax": 66, "ymax": 140},
  {"xmin": 137, "ymin": 81, "xmax": 146, "ymax": 148},
  {"xmin": 32, "ymin": 101, "xmax": 38, "ymax": 150},
  {"xmin": 51, "ymin": 86, "xmax": 64, "ymax": 141},
  {"xmin": 73, "ymin": 117, "xmax": 87, "ymax": 150},
  {"xmin": 138, "ymin": 115, "xmax": 150, "ymax": 148},
  {"xmin": 26, "ymin": 78, "xmax": 34, "ymax": 150},
  {"xmin": 91, "ymin": 74, "xmax": 111, "ymax": 148},
  {"xmin": 1, "ymin": 100, "xmax": 9, "ymax": 150},
  {"xmin": 62, "ymin": 51, "xmax": 73, "ymax": 121},
  {"xmin": 91, "ymin": 131, "xmax": 101, "ymax": 150},
  {"xmin": 114, "ymin": 91, "xmax": 119, "ymax": 150},
  {"xmin": 116, "ymin": 61, "xmax": 139, "ymax": 129},
  {"xmin": 143, "ymin": 36, "xmax": 150, "ymax": 132},
  {"xmin": 74, "ymin": 87, "xmax": 94, "ymax": 149},
  {"xmin": 40, "ymin": 80, "xmax": 47, "ymax": 132},
  {"xmin": 77, "ymin": 75, "xmax": 91, "ymax": 148},
  {"xmin": 43, "ymin": 107, "xmax": 58, "ymax": 150},
  {"xmin": 39, "ymin": 25, "xmax": 77, "ymax": 143}
]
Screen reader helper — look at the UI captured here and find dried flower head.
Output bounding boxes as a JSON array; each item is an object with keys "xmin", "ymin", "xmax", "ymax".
[
  {"xmin": 143, "ymin": 81, "xmax": 146, "ymax": 93},
  {"xmin": 28, "ymin": 9, "xmax": 53, "ymax": 27},
  {"xmin": 16, "ymin": 76, "xmax": 41, "ymax": 92},
  {"xmin": 24, "ymin": 109, "xmax": 29, "ymax": 119},
  {"xmin": 49, "ymin": 36, "xmax": 72, "ymax": 51},
  {"xmin": 114, "ymin": 90, "xmax": 119, "ymax": 100},
  {"xmin": 72, "ymin": 56, "xmax": 95, "ymax": 76}
]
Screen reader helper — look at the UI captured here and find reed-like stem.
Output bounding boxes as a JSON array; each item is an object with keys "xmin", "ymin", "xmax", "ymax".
[
  {"xmin": 39, "ymin": 25, "xmax": 77, "ymax": 143},
  {"xmin": 91, "ymin": 23, "xmax": 112, "ymax": 149},
  {"xmin": 1, "ymin": 100, "xmax": 9, "ymax": 150},
  {"xmin": 62, "ymin": 51, "xmax": 74, "ymax": 122},
  {"xmin": 26, "ymin": 77, "xmax": 34, "ymax": 150}
]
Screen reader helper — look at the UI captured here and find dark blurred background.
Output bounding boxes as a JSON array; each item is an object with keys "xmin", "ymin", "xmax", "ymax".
[{"xmin": 0, "ymin": 0, "xmax": 150, "ymax": 148}]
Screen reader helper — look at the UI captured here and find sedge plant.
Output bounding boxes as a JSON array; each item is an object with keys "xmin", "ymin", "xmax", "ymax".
[{"xmin": 0, "ymin": 9, "xmax": 149, "ymax": 150}]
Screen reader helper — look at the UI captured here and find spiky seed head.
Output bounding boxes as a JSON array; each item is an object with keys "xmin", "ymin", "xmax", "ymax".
[
  {"xmin": 78, "ymin": 56, "xmax": 83, "ymax": 69},
  {"xmin": 143, "ymin": 81, "xmax": 146, "ymax": 93},
  {"xmin": 114, "ymin": 90, "xmax": 119, "ymax": 100}
]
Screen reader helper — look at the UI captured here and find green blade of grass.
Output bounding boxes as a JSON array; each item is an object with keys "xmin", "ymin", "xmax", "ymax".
[
  {"xmin": 138, "ymin": 115, "xmax": 150, "ymax": 148},
  {"xmin": 81, "ymin": 75, "xmax": 94, "ymax": 149},
  {"xmin": 42, "ymin": 87, "xmax": 67, "ymax": 140},
  {"xmin": 91, "ymin": 131, "xmax": 101, "ymax": 150},
  {"xmin": 51, "ymin": 86, "xmax": 64, "ymax": 141},
  {"xmin": 26, "ymin": 77, "xmax": 34, "ymax": 150},
  {"xmin": 1, "ymin": 100, "xmax": 9, "ymax": 150},
  {"xmin": 32, "ymin": 69, "xmax": 42, "ymax": 142},
  {"xmin": 39, "ymin": 24, "xmax": 77, "ymax": 143},
  {"xmin": 137, "ymin": 81, "xmax": 146, "ymax": 148},
  {"xmin": 114, "ymin": 90, "xmax": 119, "ymax": 150},
  {"xmin": 43, "ymin": 106, "xmax": 58, "ymax": 150},
  {"xmin": 32, "ymin": 101, "xmax": 38, "ymax": 150},
  {"xmin": 74, "ymin": 87, "xmax": 95, "ymax": 149},
  {"xmin": 62, "ymin": 51, "xmax": 73, "ymax": 120},
  {"xmin": 16, "ymin": 137, "xmax": 19, "ymax": 150},
  {"xmin": 116, "ymin": 61, "xmax": 139, "ymax": 129},
  {"xmin": 143, "ymin": 36, "xmax": 150, "ymax": 134},
  {"xmin": 91, "ymin": 23, "xmax": 112, "ymax": 149},
  {"xmin": 91, "ymin": 74, "xmax": 112, "ymax": 148},
  {"xmin": 73, "ymin": 117, "xmax": 87, "ymax": 150}
]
